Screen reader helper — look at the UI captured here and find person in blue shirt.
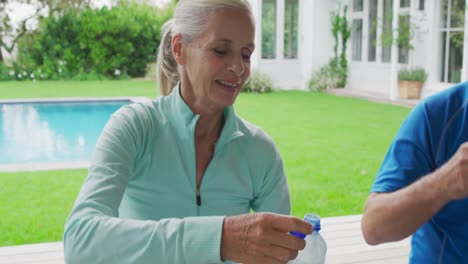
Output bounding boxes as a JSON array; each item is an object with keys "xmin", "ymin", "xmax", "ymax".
[
  {"xmin": 361, "ymin": 82, "xmax": 468, "ymax": 263},
  {"xmin": 63, "ymin": 0, "xmax": 312, "ymax": 263}
]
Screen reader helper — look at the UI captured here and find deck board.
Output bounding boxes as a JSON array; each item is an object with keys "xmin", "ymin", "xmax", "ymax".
[
  {"xmin": 321, "ymin": 215, "xmax": 410, "ymax": 264},
  {"xmin": 0, "ymin": 214, "xmax": 410, "ymax": 263}
]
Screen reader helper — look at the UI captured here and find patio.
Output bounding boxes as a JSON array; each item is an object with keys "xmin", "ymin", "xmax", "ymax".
[
  {"xmin": 326, "ymin": 88, "xmax": 420, "ymax": 108},
  {"xmin": 0, "ymin": 214, "xmax": 410, "ymax": 264}
]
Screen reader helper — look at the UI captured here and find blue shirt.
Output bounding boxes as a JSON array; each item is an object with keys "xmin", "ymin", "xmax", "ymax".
[
  {"xmin": 63, "ymin": 87, "xmax": 290, "ymax": 264},
  {"xmin": 371, "ymin": 82, "xmax": 468, "ymax": 263}
]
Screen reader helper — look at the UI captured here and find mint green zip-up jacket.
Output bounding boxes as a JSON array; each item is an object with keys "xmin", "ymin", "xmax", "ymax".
[{"xmin": 63, "ymin": 86, "xmax": 290, "ymax": 264}]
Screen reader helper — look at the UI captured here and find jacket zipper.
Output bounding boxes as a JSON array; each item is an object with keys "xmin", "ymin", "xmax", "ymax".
[{"xmin": 196, "ymin": 186, "xmax": 202, "ymax": 206}]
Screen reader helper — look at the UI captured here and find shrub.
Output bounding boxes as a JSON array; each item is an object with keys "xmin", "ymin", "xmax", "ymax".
[
  {"xmin": 0, "ymin": 63, "xmax": 15, "ymax": 81},
  {"xmin": 79, "ymin": 1, "xmax": 173, "ymax": 78},
  {"xmin": 78, "ymin": 3, "xmax": 159, "ymax": 78},
  {"xmin": 398, "ymin": 67, "xmax": 427, "ymax": 82},
  {"xmin": 13, "ymin": 1, "xmax": 175, "ymax": 81},
  {"xmin": 308, "ymin": 60, "xmax": 345, "ymax": 92},
  {"xmin": 242, "ymin": 71, "xmax": 274, "ymax": 93},
  {"xmin": 9, "ymin": 62, "xmax": 35, "ymax": 81},
  {"xmin": 17, "ymin": 11, "xmax": 83, "ymax": 79}
]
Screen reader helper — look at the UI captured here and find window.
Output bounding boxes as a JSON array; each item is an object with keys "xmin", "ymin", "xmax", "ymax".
[
  {"xmin": 351, "ymin": 0, "xmax": 412, "ymax": 64},
  {"xmin": 398, "ymin": 15, "xmax": 410, "ymax": 63},
  {"xmin": 400, "ymin": 0, "xmax": 410, "ymax": 8},
  {"xmin": 382, "ymin": 0, "xmax": 393, "ymax": 62},
  {"xmin": 419, "ymin": 0, "xmax": 425, "ymax": 10},
  {"xmin": 368, "ymin": 0, "xmax": 378, "ymax": 61},
  {"xmin": 440, "ymin": 0, "xmax": 465, "ymax": 83},
  {"xmin": 352, "ymin": 19, "xmax": 363, "ymax": 61},
  {"xmin": 380, "ymin": 1, "xmax": 410, "ymax": 64},
  {"xmin": 262, "ymin": 0, "xmax": 277, "ymax": 59},
  {"xmin": 353, "ymin": 0, "xmax": 363, "ymax": 12},
  {"xmin": 284, "ymin": 0, "xmax": 298, "ymax": 59}
]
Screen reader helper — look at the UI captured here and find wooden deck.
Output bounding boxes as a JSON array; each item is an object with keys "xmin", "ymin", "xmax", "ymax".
[
  {"xmin": 321, "ymin": 215, "xmax": 410, "ymax": 263},
  {"xmin": 0, "ymin": 214, "xmax": 410, "ymax": 264}
]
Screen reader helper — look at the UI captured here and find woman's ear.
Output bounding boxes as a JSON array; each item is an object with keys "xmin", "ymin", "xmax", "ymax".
[{"xmin": 172, "ymin": 33, "xmax": 185, "ymax": 65}]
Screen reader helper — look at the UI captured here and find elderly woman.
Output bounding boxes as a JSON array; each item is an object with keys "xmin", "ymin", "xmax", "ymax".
[{"xmin": 63, "ymin": 0, "xmax": 311, "ymax": 263}]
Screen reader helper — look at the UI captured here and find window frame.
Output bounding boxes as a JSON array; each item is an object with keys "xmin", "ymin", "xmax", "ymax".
[{"xmin": 261, "ymin": 0, "xmax": 278, "ymax": 59}]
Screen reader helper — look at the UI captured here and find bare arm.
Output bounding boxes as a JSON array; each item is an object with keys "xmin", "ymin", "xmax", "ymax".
[{"xmin": 362, "ymin": 142, "xmax": 468, "ymax": 245}]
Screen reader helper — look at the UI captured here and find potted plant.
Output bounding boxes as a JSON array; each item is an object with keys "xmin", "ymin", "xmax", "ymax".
[{"xmin": 398, "ymin": 67, "xmax": 427, "ymax": 99}]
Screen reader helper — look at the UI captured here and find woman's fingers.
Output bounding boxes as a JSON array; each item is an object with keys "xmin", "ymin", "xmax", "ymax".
[
  {"xmin": 270, "ymin": 214, "xmax": 313, "ymax": 236},
  {"xmin": 220, "ymin": 212, "xmax": 311, "ymax": 263},
  {"xmin": 261, "ymin": 243, "xmax": 300, "ymax": 262},
  {"xmin": 268, "ymin": 231, "xmax": 307, "ymax": 251}
]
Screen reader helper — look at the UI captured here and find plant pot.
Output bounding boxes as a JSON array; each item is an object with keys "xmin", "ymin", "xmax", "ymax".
[{"xmin": 398, "ymin": 80, "xmax": 423, "ymax": 99}]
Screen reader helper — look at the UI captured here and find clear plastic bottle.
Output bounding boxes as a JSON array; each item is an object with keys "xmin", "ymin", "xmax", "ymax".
[{"xmin": 289, "ymin": 214, "xmax": 327, "ymax": 264}]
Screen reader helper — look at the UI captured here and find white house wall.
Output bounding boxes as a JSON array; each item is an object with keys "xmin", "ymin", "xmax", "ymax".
[
  {"xmin": 346, "ymin": 0, "xmax": 399, "ymax": 96},
  {"xmin": 410, "ymin": 0, "xmax": 431, "ymax": 81},
  {"xmin": 423, "ymin": 0, "xmax": 467, "ymax": 95},
  {"xmin": 347, "ymin": 0, "xmax": 466, "ymax": 98},
  {"xmin": 347, "ymin": 62, "xmax": 392, "ymax": 96},
  {"xmin": 299, "ymin": 0, "xmax": 340, "ymax": 89},
  {"xmin": 249, "ymin": 0, "xmax": 262, "ymax": 70},
  {"xmin": 249, "ymin": 0, "xmax": 466, "ymax": 94},
  {"xmin": 258, "ymin": 60, "xmax": 302, "ymax": 89},
  {"xmin": 249, "ymin": 0, "xmax": 339, "ymax": 90},
  {"xmin": 415, "ymin": 0, "xmax": 452, "ymax": 96}
]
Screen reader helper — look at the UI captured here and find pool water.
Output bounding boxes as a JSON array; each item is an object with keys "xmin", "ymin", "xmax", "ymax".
[{"xmin": 0, "ymin": 100, "xmax": 131, "ymax": 165}]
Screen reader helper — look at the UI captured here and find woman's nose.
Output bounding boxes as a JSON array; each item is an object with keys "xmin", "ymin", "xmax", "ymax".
[{"xmin": 228, "ymin": 55, "xmax": 245, "ymax": 76}]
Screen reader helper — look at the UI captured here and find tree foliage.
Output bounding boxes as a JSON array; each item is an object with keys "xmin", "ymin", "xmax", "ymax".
[
  {"xmin": 0, "ymin": 0, "xmax": 90, "ymax": 62},
  {"xmin": 13, "ymin": 1, "xmax": 174, "ymax": 80},
  {"xmin": 0, "ymin": 0, "xmax": 40, "ymax": 62}
]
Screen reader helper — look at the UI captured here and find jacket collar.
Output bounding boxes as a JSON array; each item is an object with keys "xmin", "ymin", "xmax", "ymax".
[{"xmin": 166, "ymin": 84, "xmax": 244, "ymax": 148}]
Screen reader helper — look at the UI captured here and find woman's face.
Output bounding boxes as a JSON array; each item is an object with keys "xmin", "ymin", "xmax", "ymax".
[{"xmin": 178, "ymin": 8, "xmax": 255, "ymax": 111}]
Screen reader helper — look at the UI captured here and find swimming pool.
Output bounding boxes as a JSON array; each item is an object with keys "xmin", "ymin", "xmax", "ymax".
[{"xmin": 0, "ymin": 99, "xmax": 132, "ymax": 166}]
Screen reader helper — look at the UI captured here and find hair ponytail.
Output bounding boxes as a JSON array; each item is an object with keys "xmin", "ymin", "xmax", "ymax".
[{"xmin": 156, "ymin": 19, "xmax": 180, "ymax": 96}]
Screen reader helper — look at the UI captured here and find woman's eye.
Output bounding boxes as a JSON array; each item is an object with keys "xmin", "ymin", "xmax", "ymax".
[
  {"xmin": 242, "ymin": 48, "xmax": 252, "ymax": 60},
  {"xmin": 214, "ymin": 49, "xmax": 227, "ymax": 55},
  {"xmin": 242, "ymin": 52, "xmax": 251, "ymax": 61}
]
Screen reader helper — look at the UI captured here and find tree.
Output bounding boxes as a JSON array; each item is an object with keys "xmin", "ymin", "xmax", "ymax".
[
  {"xmin": 0, "ymin": 0, "xmax": 42, "ymax": 62},
  {"xmin": 15, "ymin": 0, "xmax": 175, "ymax": 80},
  {"xmin": 0, "ymin": 0, "xmax": 89, "ymax": 63}
]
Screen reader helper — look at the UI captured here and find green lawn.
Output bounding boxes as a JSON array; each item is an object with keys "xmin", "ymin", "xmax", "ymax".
[
  {"xmin": 0, "ymin": 80, "xmax": 157, "ymax": 99},
  {"xmin": 0, "ymin": 80, "xmax": 411, "ymax": 246},
  {"xmin": 0, "ymin": 170, "xmax": 87, "ymax": 246}
]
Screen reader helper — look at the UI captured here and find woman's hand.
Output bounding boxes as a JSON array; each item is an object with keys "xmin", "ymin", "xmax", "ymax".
[{"xmin": 220, "ymin": 213, "xmax": 312, "ymax": 264}]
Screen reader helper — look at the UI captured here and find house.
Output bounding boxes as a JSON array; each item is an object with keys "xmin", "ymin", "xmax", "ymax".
[
  {"xmin": 249, "ymin": 0, "xmax": 467, "ymax": 99},
  {"xmin": 249, "ymin": 0, "xmax": 341, "ymax": 90}
]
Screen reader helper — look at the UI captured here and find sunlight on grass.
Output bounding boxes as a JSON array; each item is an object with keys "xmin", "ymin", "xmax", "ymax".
[{"xmin": 0, "ymin": 170, "xmax": 87, "ymax": 245}]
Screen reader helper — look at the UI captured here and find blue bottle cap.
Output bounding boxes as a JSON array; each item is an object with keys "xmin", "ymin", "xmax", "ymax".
[
  {"xmin": 304, "ymin": 214, "xmax": 321, "ymax": 231},
  {"xmin": 290, "ymin": 230, "xmax": 306, "ymax": 239},
  {"xmin": 290, "ymin": 214, "xmax": 322, "ymax": 238}
]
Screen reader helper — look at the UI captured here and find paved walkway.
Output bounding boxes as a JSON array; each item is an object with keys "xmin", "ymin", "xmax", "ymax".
[
  {"xmin": 327, "ymin": 88, "xmax": 420, "ymax": 108},
  {"xmin": 0, "ymin": 215, "xmax": 410, "ymax": 264}
]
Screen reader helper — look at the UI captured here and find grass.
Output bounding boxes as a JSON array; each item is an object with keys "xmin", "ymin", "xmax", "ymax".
[
  {"xmin": 235, "ymin": 91, "xmax": 410, "ymax": 217},
  {"xmin": 0, "ymin": 80, "xmax": 157, "ymax": 99},
  {"xmin": 0, "ymin": 80, "xmax": 411, "ymax": 246},
  {"xmin": 0, "ymin": 170, "xmax": 87, "ymax": 246}
]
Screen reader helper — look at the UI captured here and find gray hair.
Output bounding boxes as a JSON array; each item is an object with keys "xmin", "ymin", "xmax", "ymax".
[{"xmin": 156, "ymin": 0, "xmax": 254, "ymax": 96}]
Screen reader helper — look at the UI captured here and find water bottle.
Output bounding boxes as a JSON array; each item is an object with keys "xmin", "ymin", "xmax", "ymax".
[{"xmin": 289, "ymin": 214, "xmax": 327, "ymax": 264}]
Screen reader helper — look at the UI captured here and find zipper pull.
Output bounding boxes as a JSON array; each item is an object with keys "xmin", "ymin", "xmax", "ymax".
[{"xmin": 196, "ymin": 188, "xmax": 202, "ymax": 206}]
